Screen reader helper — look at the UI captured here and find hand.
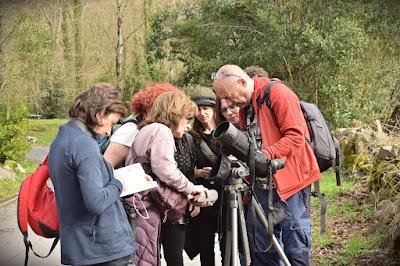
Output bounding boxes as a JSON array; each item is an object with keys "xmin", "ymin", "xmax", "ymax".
[
  {"xmin": 227, "ymin": 155, "xmax": 238, "ymax": 161},
  {"xmin": 188, "ymin": 203, "xmax": 201, "ymax": 217},
  {"xmin": 187, "ymin": 194, "xmax": 214, "ymax": 207},
  {"xmin": 195, "ymin": 201, "xmax": 214, "ymax": 207},
  {"xmin": 139, "ymin": 174, "xmax": 153, "ymax": 196},
  {"xmin": 189, "ymin": 185, "xmax": 209, "ymax": 202},
  {"xmin": 194, "ymin": 167, "xmax": 212, "ymax": 179}
]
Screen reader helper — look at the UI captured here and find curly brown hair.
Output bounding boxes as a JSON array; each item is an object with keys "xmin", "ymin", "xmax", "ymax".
[
  {"xmin": 131, "ymin": 83, "xmax": 181, "ymax": 116},
  {"xmin": 243, "ymin": 65, "xmax": 269, "ymax": 78},
  {"xmin": 68, "ymin": 83, "xmax": 127, "ymax": 130},
  {"xmin": 141, "ymin": 91, "xmax": 198, "ymax": 130}
]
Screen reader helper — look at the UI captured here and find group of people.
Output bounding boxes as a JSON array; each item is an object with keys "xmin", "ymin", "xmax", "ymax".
[{"xmin": 48, "ymin": 64, "xmax": 320, "ymax": 266}]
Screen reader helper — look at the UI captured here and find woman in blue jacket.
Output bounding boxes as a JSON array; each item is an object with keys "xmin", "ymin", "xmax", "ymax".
[{"xmin": 48, "ymin": 83, "xmax": 135, "ymax": 266}]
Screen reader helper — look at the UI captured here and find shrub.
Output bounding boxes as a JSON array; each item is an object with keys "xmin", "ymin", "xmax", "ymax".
[{"xmin": 0, "ymin": 105, "xmax": 31, "ymax": 163}]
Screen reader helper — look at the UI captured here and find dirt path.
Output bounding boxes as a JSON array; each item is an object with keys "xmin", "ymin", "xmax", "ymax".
[
  {"xmin": 311, "ymin": 176, "xmax": 399, "ymax": 265},
  {"xmin": 25, "ymin": 146, "xmax": 49, "ymax": 163}
]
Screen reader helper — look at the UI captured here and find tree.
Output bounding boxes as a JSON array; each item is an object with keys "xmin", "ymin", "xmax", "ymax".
[
  {"xmin": 160, "ymin": 0, "xmax": 400, "ymax": 127},
  {"xmin": 73, "ymin": 0, "xmax": 84, "ymax": 91}
]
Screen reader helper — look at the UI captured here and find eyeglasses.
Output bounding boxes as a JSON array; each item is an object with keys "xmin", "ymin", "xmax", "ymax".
[
  {"xmin": 221, "ymin": 104, "xmax": 239, "ymax": 114},
  {"xmin": 211, "ymin": 72, "xmax": 242, "ymax": 80}
]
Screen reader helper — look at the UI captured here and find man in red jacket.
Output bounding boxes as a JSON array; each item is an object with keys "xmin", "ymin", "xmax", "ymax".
[{"xmin": 213, "ymin": 64, "xmax": 320, "ymax": 266}]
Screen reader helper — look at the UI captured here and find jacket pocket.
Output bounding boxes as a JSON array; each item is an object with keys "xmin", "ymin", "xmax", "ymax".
[
  {"xmin": 294, "ymin": 152, "xmax": 308, "ymax": 182},
  {"xmin": 282, "ymin": 218, "xmax": 311, "ymax": 253},
  {"xmin": 92, "ymin": 204, "xmax": 123, "ymax": 243}
]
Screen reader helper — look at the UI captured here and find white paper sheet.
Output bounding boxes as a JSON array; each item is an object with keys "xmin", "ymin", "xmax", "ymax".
[{"xmin": 114, "ymin": 163, "xmax": 157, "ymax": 197}]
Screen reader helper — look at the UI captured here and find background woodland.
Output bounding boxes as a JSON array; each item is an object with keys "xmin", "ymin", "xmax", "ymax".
[{"xmin": 0, "ymin": 0, "xmax": 400, "ymax": 161}]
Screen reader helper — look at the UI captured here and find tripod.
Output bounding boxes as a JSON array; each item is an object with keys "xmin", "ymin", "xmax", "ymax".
[{"xmin": 223, "ymin": 176, "xmax": 291, "ymax": 266}]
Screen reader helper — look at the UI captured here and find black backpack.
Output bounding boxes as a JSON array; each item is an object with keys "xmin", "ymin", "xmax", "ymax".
[
  {"xmin": 99, "ymin": 115, "xmax": 138, "ymax": 154},
  {"xmin": 258, "ymin": 80, "xmax": 341, "ymax": 234}
]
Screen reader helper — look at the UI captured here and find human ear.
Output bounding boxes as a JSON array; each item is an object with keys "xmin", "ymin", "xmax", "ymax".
[
  {"xmin": 95, "ymin": 112, "xmax": 104, "ymax": 126},
  {"xmin": 238, "ymin": 78, "xmax": 247, "ymax": 88}
]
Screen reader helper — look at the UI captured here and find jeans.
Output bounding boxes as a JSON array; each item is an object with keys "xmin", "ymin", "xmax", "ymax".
[{"xmin": 247, "ymin": 186, "xmax": 312, "ymax": 266}]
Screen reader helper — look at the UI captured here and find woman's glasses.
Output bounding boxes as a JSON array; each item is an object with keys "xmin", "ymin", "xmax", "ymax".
[{"xmin": 221, "ymin": 105, "xmax": 238, "ymax": 114}]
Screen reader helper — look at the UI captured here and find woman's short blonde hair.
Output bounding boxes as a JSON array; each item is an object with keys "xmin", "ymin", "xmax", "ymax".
[{"xmin": 141, "ymin": 91, "xmax": 198, "ymax": 130}]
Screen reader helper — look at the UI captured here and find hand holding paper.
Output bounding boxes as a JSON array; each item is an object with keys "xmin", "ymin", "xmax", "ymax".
[{"xmin": 114, "ymin": 163, "xmax": 157, "ymax": 197}]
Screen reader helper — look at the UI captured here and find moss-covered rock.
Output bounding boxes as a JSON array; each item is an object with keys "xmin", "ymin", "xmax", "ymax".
[
  {"xmin": 374, "ymin": 198, "xmax": 400, "ymax": 254},
  {"xmin": 369, "ymin": 159, "xmax": 400, "ymax": 198}
]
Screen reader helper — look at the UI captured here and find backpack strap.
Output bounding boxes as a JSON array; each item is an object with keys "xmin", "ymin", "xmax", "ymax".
[
  {"xmin": 311, "ymin": 180, "xmax": 328, "ymax": 235},
  {"xmin": 101, "ymin": 116, "xmax": 138, "ymax": 154},
  {"xmin": 257, "ymin": 80, "xmax": 280, "ymax": 127},
  {"xmin": 258, "ymin": 82, "xmax": 330, "ymax": 234},
  {"xmin": 24, "ymin": 235, "xmax": 59, "ymax": 266},
  {"xmin": 21, "ymin": 155, "xmax": 59, "ymax": 266},
  {"xmin": 334, "ymin": 139, "xmax": 341, "ymax": 186}
]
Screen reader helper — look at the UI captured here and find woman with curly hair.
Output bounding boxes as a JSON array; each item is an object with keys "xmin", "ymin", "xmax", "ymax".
[
  {"xmin": 104, "ymin": 84, "xmax": 180, "ymax": 168},
  {"xmin": 124, "ymin": 89, "xmax": 208, "ymax": 266}
]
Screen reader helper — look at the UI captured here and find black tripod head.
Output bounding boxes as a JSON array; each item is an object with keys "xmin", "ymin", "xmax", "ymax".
[{"xmin": 209, "ymin": 154, "xmax": 249, "ymax": 186}]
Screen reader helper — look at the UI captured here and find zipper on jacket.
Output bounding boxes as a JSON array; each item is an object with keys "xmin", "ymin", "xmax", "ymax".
[{"xmin": 92, "ymin": 215, "xmax": 100, "ymax": 241}]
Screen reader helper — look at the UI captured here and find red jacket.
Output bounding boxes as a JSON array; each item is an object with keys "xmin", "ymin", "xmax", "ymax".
[{"xmin": 251, "ymin": 77, "xmax": 320, "ymax": 200}]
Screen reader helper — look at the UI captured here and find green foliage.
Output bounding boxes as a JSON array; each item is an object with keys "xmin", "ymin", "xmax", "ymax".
[
  {"xmin": 311, "ymin": 170, "xmax": 385, "ymax": 265},
  {"xmin": 16, "ymin": 15, "xmax": 54, "ymax": 64},
  {"xmin": 0, "ymin": 159, "xmax": 38, "ymax": 200},
  {"xmin": 12, "ymin": 12, "xmax": 57, "ymax": 115},
  {"xmin": 0, "ymin": 105, "xmax": 31, "ymax": 162},
  {"xmin": 369, "ymin": 159, "xmax": 400, "ymax": 198},
  {"xmin": 157, "ymin": 0, "xmax": 400, "ymax": 128},
  {"xmin": 343, "ymin": 153, "xmax": 374, "ymax": 173},
  {"xmin": 16, "ymin": 13, "xmax": 54, "ymax": 77},
  {"xmin": 40, "ymin": 80, "xmax": 67, "ymax": 119},
  {"xmin": 28, "ymin": 119, "xmax": 67, "ymax": 145},
  {"xmin": 344, "ymin": 234, "xmax": 381, "ymax": 258}
]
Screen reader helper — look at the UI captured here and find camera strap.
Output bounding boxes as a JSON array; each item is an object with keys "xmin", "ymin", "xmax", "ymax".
[
  {"xmin": 198, "ymin": 138, "xmax": 218, "ymax": 165},
  {"xmin": 246, "ymin": 104, "xmax": 275, "ymax": 252}
]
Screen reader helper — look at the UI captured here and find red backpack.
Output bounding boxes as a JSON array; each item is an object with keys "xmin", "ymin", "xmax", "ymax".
[{"xmin": 17, "ymin": 155, "xmax": 59, "ymax": 266}]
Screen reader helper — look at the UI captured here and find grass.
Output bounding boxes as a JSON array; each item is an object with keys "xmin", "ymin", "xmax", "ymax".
[
  {"xmin": 27, "ymin": 118, "xmax": 67, "ymax": 145},
  {"xmin": 0, "ymin": 119, "xmax": 66, "ymax": 201},
  {"xmin": 311, "ymin": 171, "xmax": 382, "ymax": 265},
  {"xmin": 0, "ymin": 160, "xmax": 38, "ymax": 201}
]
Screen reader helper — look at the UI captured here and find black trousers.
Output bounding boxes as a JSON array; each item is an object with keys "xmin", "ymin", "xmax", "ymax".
[{"xmin": 160, "ymin": 223, "xmax": 186, "ymax": 266}]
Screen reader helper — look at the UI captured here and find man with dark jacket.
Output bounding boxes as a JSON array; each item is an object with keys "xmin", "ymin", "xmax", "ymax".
[{"xmin": 213, "ymin": 64, "xmax": 320, "ymax": 266}]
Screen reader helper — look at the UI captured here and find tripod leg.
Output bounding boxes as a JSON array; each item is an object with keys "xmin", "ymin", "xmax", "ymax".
[
  {"xmin": 224, "ymin": 206, "xmax": 232, "ymax": 266},
  {"xmin": 237, "ymin": 193, "xmax": 251, "ymax": 266},
  {"xmin": 230, "ymin": 190, "xmax": 239, "ymax": 266},
  {"xmin": 252, "ymin": 196, "xmax": 292, "ymax": 266}
]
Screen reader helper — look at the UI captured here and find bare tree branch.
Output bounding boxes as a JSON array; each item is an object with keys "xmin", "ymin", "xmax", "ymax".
[
  {"xmin": 88, "ymin": 20, "xmax": 114, "ymax": 43},
  {"xmin": 123, "ymin": 22, "xmax": 145, "ymax": 42},
  {"xmin": 0, "ymin": 25, "xmax": 16, "ymax": 46},
  {"xmin": 199, "ymin": 23, "xmax": 265, "ymax": 36},
  {"xmin": 36, "ymin": 0, "xmax": 54, "ymax": 28},
  {"xmin": 95, "ymin": 50, "xmax": 111, "ymax": 73},
  {"xmin": 121, "ymin": 0, "xmax": 128, "ymax": 20}
]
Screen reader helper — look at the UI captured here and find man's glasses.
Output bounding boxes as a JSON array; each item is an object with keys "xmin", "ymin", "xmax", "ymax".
[
  {"xmin": 221, "ymin": 105, "xmax": 239, "ymax": 114},
  {"xmin": 211, "ymin": 72, "xmax": 242, "ymax": 80}
]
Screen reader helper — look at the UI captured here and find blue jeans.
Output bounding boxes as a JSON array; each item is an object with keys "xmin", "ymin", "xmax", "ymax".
[{"xmin": 246, "ymin": 186, "xmax": 311, "ymax": 266}]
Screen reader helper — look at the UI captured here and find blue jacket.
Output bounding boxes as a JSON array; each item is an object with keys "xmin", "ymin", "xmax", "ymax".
[{"xmin": 48, "ymin": 119, "xmax": 135, "ymax": 265}]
